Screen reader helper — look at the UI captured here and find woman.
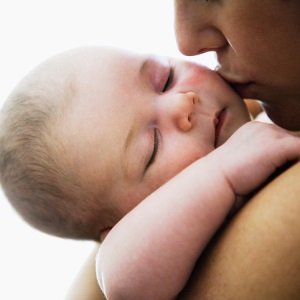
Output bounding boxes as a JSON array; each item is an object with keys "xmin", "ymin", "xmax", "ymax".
[{"xmin": 175, "ymin": 0, "xmax": 300, "ymax": 298}]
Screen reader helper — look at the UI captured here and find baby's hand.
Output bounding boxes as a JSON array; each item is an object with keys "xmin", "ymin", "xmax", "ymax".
[{"xmin": 213, "ymin": 121, "xmax": 300, "ymax": 196}]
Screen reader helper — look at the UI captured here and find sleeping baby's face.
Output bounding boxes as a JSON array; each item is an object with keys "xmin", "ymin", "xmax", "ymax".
[{"xmin": 59, "ymin": 46, "xmax": 250, "ymax": 240}]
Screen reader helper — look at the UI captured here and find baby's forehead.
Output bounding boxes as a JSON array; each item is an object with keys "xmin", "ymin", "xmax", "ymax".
[{"xmin": 24, "ymin": 46, "xmax": 135, "ymax": 83}]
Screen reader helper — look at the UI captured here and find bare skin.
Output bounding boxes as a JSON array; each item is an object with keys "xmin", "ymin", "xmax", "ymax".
[
  {"xmin": 179, "ymin": 161, "xmax": 300, "ymax": 300},
  {"xmin": 173, "ymin": 1, "xmax": 300, "ymax": 298},
  {"xmin": 65, "ymin": 245, "xmax": 105, "ymax": 300},
  {"xmin": 66, "ymin": 162, "xmax": 300, "ymax": 300},
  {"xmin": 97, "ymin": 122, "xmax": 300, "ymax": 300}
]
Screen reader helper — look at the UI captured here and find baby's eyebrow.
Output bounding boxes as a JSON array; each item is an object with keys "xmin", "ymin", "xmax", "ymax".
[
  {"xmin": 123, "ymin": 121, "xmax": 140, "ymax": 179},
  {"xmin": 139, "ymin": 58, "xmax": 152, "ymax": 89},
  {"xmin": 125, "ymin": 126, "xmax": 135, "ymax": 153},
  {"xmin": 140, "ymin": 58, "xmax": 150, "ymax": 77}
]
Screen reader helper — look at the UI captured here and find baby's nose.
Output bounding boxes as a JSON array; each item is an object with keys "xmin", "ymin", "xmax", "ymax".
[{"xmin": 172, "ymin": 92, "xmax": 199, "ymax": 132}]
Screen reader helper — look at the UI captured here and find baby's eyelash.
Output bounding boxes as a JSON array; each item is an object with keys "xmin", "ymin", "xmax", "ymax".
[
  {"xmin": 162, "ymin": 68, "xmax": 174, "ymax": 92},
  {"xmin": 146, "ymin": 128, "xmax": 160, "ymax": 169}
]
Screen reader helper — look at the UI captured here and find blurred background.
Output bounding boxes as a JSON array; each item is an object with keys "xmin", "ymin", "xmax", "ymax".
[{"xmin": 0, "ymin": 1, "xmax": 216, "ymax": 299}]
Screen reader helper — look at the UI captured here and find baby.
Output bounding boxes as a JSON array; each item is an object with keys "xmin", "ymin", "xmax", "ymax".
[{"xmin": 0, "ymin": 46, "xmax": 299, "ymax": 300}]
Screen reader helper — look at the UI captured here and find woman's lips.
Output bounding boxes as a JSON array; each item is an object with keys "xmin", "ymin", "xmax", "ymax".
[
  {"xmin": 214, "ymin": 109, "xmax": 226, "ymax": 148},
  {"xmin": 216, "ymin": 70, "xmax": 255, "ymax": 98},
  {"xmin": 230, "ymin": 82, "xmax": 255, "ymax": 98}
]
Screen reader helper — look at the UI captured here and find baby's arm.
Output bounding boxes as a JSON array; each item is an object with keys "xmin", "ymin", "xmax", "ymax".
[{"xmin": 96, "ymin": 122, "xmax": 300, "ymax": 300}]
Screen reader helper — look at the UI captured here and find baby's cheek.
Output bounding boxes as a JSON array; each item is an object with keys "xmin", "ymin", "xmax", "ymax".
[{"xmin": 148, "ymin": 158, "xmax": 190, "ymax": 191}]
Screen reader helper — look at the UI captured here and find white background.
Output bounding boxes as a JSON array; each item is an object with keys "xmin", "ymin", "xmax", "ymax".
[{"xmin": 0, "ymin": 1, "xmax": 216, "ymax": 299}]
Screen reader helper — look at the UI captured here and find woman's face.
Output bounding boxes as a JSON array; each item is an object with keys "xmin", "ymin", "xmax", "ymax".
[
  {"xmin": 61, "ymin": 47, "xmax": 250, "ymax": 237},
  {"xmin": 174, "ymin": 0, "xmax": 300, "ymax": 130}
]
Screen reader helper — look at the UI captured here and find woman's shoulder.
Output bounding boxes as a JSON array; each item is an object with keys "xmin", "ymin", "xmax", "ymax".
[
  {"xmin": 179, "ymin": 161, "xmax": 300, "ymax": 300},
  {"xmin": 260, "ymin": 160, "xmax": 300, "ymax": 205}
]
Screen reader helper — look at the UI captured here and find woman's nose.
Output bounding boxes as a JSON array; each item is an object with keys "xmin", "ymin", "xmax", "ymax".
[
  {"xmin": 174, "ymin": 0, "xmax": 227, "ymax": 56},
  {"xmin": 169, "ymin": 92, "xmax": 199, "ymax": 132}
]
